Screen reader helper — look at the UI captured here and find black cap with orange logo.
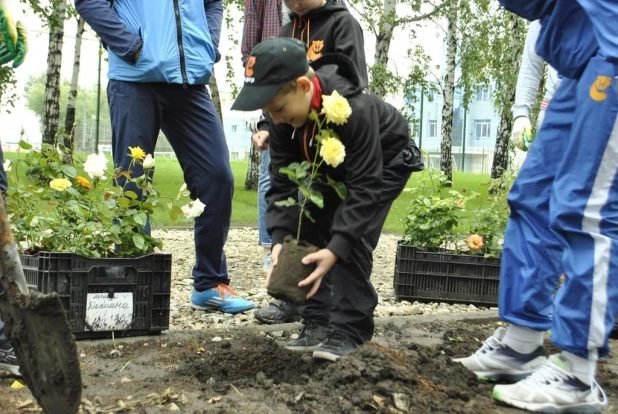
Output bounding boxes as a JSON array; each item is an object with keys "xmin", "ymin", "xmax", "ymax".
[{"xmin": 231, "ymin": 37, "xmax": 309, "ymax": 111}]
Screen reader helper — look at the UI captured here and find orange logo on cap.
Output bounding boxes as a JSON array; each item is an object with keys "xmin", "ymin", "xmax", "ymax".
[
  {"xmin": 245, "ymin": 56, "xmax": 256, "ymax": 77},
  {"xmin": 307, "ymin": 40, "xmax": 324, "ymax": 62},
  {"xmin": 590, "ymin": 75, "xmax": 612, "ymax": 102}
]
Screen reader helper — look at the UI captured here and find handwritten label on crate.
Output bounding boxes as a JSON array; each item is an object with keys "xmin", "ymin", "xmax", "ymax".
[{"xmin": 85, "ymin": 293, "xmax": 133, "ymax": 331}]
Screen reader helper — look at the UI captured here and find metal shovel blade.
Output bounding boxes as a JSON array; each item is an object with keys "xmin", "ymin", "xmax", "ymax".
[{"xmin": 0, "ymin": 198, "xmax": 82, "ymax": 414}]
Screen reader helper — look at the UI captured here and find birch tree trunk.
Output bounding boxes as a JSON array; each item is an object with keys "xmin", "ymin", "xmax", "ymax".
[
  {"xmin": 63, "ymin": 17, "xmax": 85, "ymax": 163},
  {"xmin": 42, "ymin": 0, "xmax": 67, "ymax": 146},
  {"xmin": 491, "ymin": 14, "xmax": 522, "ymax": 179},
  {"xmin": 440, "ymin": 3, "xmax": 457, "ymax": 186},
  {"xmin": 372, "ymin": 0, "xmax": 396, "ymax": 99}
]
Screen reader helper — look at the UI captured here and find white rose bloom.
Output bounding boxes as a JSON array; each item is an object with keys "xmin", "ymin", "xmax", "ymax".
[
  {"xmin": 181, "ymin": 199, "xmax": 206, "ymax": 219},
  {"xmin": 143, "ymin": 154, "xmax": 155, "ymax": 169},
  {"xmin": 84, "ymin": 153, "xmax": 108, "ymax": 179}
]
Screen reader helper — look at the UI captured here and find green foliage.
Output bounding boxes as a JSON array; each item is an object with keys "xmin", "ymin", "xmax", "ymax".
[
  {"xmin": 403, "ymin": 169, "xmax": 477, "ymax": 248},
  {"xmin": 24, "ymin": 73, "xmax": 111, "ymax": 142},
  {"xmin": 0, "ymin": 65, "xmax": 17, "ymax": 110},
  {"xmin": 402, "ymin": 167, "xmax": 514, "ymax": 257},
  {"xmin": 465, "ymin": 170, "xmax": 515, "ymax": 257},
  {"xmin": 6, "ymin": 140, "xmax": 193, "ymax": 257},
  {"xmin": 457, "ymin": 0, "xmax": 527, "ymax": 114}
]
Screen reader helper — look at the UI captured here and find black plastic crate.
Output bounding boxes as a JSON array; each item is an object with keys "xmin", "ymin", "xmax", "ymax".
[
  {"xmin": 394, "ymin": 243, "xmax": 501, "ymax": 306},
  {"xmin": 19, "ymin": 252, "xmax": 172, "ymax": 339},
  {"xmin": 20, "ymin": 254, "xmax": 40, "ymax": 292}
]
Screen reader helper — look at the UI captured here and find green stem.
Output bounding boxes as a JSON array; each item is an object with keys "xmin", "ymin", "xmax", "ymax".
[{"xmin": 296, "ymin": 123, "xmax": 326, "ymax": 241}]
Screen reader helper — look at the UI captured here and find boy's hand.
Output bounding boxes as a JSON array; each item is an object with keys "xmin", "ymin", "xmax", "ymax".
[
  {"xmin": 265, "ymin": 243, "xmax": 282, "ymax": 287},
  {"xmin": 299, "ymin": 249, "xmax": 338, "ymax": 299},
  {"xmin": 252, "ymin": 130, "xmax": 269, "ymax": 151},
  {"xmin": 512, "ymin": 116, "xmax": 533, "ymax": 151}
]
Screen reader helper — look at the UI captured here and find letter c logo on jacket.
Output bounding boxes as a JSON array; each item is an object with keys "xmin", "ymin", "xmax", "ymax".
[
  {"xmin": 589, "ymin": 76, "xmax": 612, "ymax": 102},
  {"xmin": 246, "ymin": 56, "xmax": 256, "ymax": 77}
]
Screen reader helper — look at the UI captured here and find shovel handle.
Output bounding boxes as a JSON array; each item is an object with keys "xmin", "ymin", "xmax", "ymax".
[{"xmin": 0, "ymin": 196, "xmax": 30, "ymax": 295}]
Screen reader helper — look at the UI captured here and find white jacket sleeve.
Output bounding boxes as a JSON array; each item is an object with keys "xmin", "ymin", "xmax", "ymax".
[{"xmin": 512, "ymin": 20, "xmax": 545, "ymax": 119}]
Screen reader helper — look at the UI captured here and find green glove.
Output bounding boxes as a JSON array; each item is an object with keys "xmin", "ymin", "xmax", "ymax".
[
  {"xmin": 0, "ymin": 3, "xmax": 17, "ymax": 58},
  {"xmin": 12, "ymin": 21, "xmax": 27, "ymax": 67},
  {"xmin": 0, "ymin": 3, "xmax": 26, "ymax": 67},
  {"xmin": 0, "ymin": 20, "xmax": 26, "ymax": 67}
]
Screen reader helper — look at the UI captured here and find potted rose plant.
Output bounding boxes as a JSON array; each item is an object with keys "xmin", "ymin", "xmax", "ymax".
[
  {"xmin": 266, "ymin": 91, "xmax": 349, "ymax": 305},
  {"xmin": 394, "ymin": 169, "xmax": 511, "ymax": 306}
]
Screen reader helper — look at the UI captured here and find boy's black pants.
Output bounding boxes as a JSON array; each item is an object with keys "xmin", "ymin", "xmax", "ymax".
[{"xmin": 298, "ymin": 140, "xmax": 422, "ymax": 345}]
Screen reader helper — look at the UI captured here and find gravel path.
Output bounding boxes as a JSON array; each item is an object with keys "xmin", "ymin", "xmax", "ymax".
[{"xmin": 153, "ymin": 228, "xmax": 488, "ymax": 331}]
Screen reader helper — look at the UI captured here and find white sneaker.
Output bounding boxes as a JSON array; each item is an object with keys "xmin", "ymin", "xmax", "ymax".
[
  {"xmin": 492, "ymin": 354, "xmax": 607, "ymax": 413},
  {"xmin": 452, "ymin": 327, "xmax": 546, "ymax": 382}
]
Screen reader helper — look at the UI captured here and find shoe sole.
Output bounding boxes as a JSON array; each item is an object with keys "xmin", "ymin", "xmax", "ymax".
[
  {"xmin": 312, "ymin": 350, "xmax": 341, "ymax": 362},
  {"xmin": 286, "ymin": 343, "xmax": 324, "ymax": 353},
  {"xmin": 477, "ymin": 371, "xmax": 535, "ymax": 383},
  {"xmin": 0, "ymin": 363, "xmax": 21, "ymax": 376},
  {"xmin": 190, "ymin": 303, "xmax": 255, "ymax": 314},
  {"xmin": 254, "ymin": 314, "xmax": 302, "ymax": 325},
  {"xmin": 493, "ymin": 389, "xmax": 602, "ymax": 414}
]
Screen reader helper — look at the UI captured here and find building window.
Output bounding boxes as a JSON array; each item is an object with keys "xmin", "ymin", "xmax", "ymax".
[
  {"xmin": 428, "ymin": 120, "xmax": 438, "ymax": 138},
  {"xmin": 231, "ymin": 151, "xmax": 239, "ymax": 160},
  {"xmin": 474, "ymin": 120, "xmax": 491, "ymax": 139},
  {"xmin": 476, "ymin": 85, "xmax": 491, "ymax": 101},
  {"xmin": 231, "ymin": 125, "xmax": 238, "ymax": 132}
]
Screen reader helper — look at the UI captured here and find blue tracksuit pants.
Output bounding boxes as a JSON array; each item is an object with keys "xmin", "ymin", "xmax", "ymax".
[
  {"xmin": 499, "ymin": 55, "xmax": 618, "ymax": 360},
  {"xmin": 107, "ymin": 80, "xmax": 234, "ymax": 290}
]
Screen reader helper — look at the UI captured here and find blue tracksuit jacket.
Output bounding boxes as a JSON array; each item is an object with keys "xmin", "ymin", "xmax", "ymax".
[{"xmin": 75, "ymin": 0, "xmax": 222, "ymax": 85}]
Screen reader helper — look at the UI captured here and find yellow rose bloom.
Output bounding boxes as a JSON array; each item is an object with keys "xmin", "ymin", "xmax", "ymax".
[
  {"xmin": 321, "ymin": 91, "xmax": 352, "ymax": 125},
  {"xmin": 466, "ymin": 234, "xmax": 484, "ymax": 251},
  {"xmin": 128, "ymin": 146, "xmax": 146, "ymax": 161},
  {"xmin": 49, "ymin": 178, "xmax": 72, "ymax": 191},
  {"xmin": 320, "ymin": 137, "xmax": 346, "ymax": 168},
  {"xmin": 76, "ymin": 176, "xmax": 91, "ymax": 190}
]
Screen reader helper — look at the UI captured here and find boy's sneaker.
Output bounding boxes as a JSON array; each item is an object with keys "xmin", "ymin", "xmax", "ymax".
[
  {"xmin": 190, "ymin": 284, "xmax": 255, "ymax": 314},
  {"xmin": 261, "ymin": 253, "xmax": 272, "ymax": 277},
  {"xmin": 0, "ymin": 341, "xmax": 20, "ymax": 376},
  {"xmin": 254, "ymin": 300, "xmax": 300, "ymax": 324},
  {"xmin": 313, "ymin": 331, "xmax": 357, "ymax": 362},
  {"xmin": 286, "ymin": 320, "xmax": 329, "ymax": 352},
  {"xmin": 452, "ymin": 327, "xmax": 546, "ymax": 382},
  {"xmin": 492, "ymin": 354, "xmax": 607, "ymax": 413}
]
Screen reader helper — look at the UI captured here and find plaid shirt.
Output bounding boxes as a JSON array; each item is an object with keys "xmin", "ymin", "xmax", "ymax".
[{"xmin": 241, "ymin": 0, "xmax": 282, "ymax": 66}]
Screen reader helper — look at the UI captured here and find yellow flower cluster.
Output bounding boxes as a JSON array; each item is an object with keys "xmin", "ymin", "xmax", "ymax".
[
  {"xmin": 49, "ymin": 178, "xmax": 72, "ymax": 191},
  {"xmin": 128, "ymin": 146, "xmax": 146, "ymax": 161},
  {"xmin": 320, "ymin": 137, "xmax": 346, "ymax": 168},
  {"xmin": 321, "ymin": 91, "xmax": 352, "ymax": 125}
]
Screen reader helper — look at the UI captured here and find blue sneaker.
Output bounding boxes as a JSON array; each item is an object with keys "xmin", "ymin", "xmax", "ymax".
[{"xmin": 191, "ymin": 284, "xmax": 255, "ymax": 314}]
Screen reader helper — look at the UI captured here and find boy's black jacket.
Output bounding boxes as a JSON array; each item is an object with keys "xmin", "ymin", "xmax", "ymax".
[
  {"xmin": 281, "ymin": 0, "xmax": 368, "ymax": 85},
  {"xmin": 266, "ymin": 53, "xmax": 412, "ymax": 261}
]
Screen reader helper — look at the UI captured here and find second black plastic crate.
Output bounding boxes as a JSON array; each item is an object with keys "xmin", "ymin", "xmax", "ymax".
[
  {"xmin": 394, "ymin": 243, "xmax": 501, "ymax": 306},
  {"xmin": 20, "ymin": 252, "xmax": 172, "ymax": 339}
]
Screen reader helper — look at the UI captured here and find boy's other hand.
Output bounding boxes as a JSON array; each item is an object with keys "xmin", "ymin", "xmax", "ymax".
[
  {"xmin": 512, "ymin": 116, "xmax": 533, "ymax": 151},
  {"xmin": 299, "ymin": 249, "xmax": 338, "ymax": 299},
  {"xmin": 265, "ymin": 243, "xmax": 282, "ymax": 287},
  {"xmin": 252, "ymin": 130, "xmax": 269, "ymax": 150}
]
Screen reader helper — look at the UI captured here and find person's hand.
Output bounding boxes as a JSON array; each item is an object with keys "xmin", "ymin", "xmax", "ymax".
[
  {"xmin": 265, "ymin": 243, "xmax": 282, "ymax": 287},
  {"xmin": 298, "ymin": 249, "xmax": 338, "ymax": 299},
  {"xmin": 0, "ymin": 4, "xmax": 27, "ymax": 68},
  {"xmin": 512, "ymin": 116, "xmax": 533, "ymax": 151},
  {"xmin": 252, "ymin": 130, "xmax": 269, "ymax": 151}
]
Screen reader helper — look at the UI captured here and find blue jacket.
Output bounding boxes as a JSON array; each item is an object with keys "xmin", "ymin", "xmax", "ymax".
[
  {"xmin": 499, "ymin": 0, "xmax": 618, "ymax": 79},
  {"xmin": 75, "ymin": 0, "xmax": 223, "ymax": 85}
]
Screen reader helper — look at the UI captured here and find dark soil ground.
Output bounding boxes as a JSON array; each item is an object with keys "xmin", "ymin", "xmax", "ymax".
[{"xmin": 0, "ymin": 312, "xmax": 617, "ymax": 413}]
